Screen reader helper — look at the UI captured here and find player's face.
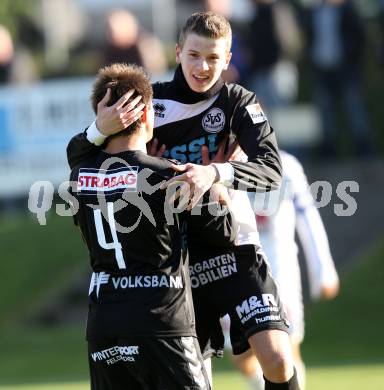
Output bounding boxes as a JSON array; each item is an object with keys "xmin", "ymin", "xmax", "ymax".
[{"xmin": 176, "ymin": 33, "xmax": 231, "ymax": 93}]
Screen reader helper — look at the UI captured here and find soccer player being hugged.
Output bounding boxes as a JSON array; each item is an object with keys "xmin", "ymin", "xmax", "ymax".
[{"xmin": 69, "ymin": 63, "xmax": 214, "ymax": 389}]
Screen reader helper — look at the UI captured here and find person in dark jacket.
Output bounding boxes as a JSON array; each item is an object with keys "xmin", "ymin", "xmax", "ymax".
[{"xmin": 303, "ymin": 0, "xmax": 373, "ymax": 157}]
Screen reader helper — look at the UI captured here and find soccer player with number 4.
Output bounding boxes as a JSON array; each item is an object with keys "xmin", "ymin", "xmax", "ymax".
[
  {"xmin": 68, "ymin": 12, "xmax": 301, "ymax": 390},
  {"xmin": 70, "ymin": 63, "xmax": 219, "ymax": 389}
]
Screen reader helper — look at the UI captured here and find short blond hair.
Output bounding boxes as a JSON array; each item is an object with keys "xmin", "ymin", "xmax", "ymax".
[{"xmin": 178, "ymin": 11, "xmax": 232, "ymax": 50}]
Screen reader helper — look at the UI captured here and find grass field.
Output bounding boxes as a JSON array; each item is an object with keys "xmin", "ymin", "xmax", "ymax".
[
  {"xmin": 0, "ymin": 213, "xmax": 383, "ymax": 389},
  {"xmin": 1, "ymin": 364, "xmax": 384, "ymax": 390},
  {"xmin": 0, "ymin": 212, "xmax": 87, "ymax": 328}
]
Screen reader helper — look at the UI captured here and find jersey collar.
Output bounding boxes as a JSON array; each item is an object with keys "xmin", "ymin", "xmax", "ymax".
[{"xmin": 171, "ymin": 65, "xmax": 224, "ymax": 104}]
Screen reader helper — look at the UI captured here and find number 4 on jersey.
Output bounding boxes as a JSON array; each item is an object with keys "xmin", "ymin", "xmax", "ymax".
[{"xmin": 94, "ymin": 202, "xmax": 126, "ymax": 269}]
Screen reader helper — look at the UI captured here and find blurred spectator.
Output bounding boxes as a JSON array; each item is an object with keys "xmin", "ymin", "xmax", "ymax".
[
  {"xmin": 0, "ymin": 24, "xmax": 14, "ymax": 84},
  {"xmin": 0, "ymin": 24, "xmax": 38, "ymax": 84},
  {"xmin": 245, "ymin": 0, "xmax": 302, "ymax": 108},
  {"xmin": 379, "ymin": 0, "xmax": 384, "ymax": 66},
  {"xmin": 102, "ymin": 9, "xmax": 167, "ymax": 76},
  {"xmin": 302, "ymin": 0, "xmax": 373, "ymax": 157}
]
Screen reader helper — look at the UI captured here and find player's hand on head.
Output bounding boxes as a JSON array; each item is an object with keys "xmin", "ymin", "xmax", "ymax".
[
  {"xmin": 147, "ymin": 138, "xmax": 167, "ymax": 157},
  {"xmin": 161, "ymin": 163, "xmax": 219, "ymax": 209},
  {"xmin": 201, "ymin": 136, "xmax": 239, "ymax": 165},
  {"xmin": 95, "ymin": 88, "xmax": 145, "ymax": 136}
]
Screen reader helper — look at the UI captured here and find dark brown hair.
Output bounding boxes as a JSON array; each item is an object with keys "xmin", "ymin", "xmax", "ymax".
[
  {"xmin": 178, "ymin": 11, "xmax": 232, "ymax": 49},
  {"xmin": 91, "ymin": 63, "xmax": 153, "ymax": 136}
]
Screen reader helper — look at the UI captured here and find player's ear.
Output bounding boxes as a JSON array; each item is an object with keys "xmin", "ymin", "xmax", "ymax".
[
  {"xmin": 142, "ymin": 105, "xmax": 148, "ymax": 123},
  {"xmin": 175, "ymin": 44, "xmax": 181, "ymax": 64},
  {"xmin": 223, "ymin": 51, "xmax": 232, "ymax": 70}
]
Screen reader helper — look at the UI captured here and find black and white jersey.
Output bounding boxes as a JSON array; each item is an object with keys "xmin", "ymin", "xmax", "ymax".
[{"xmin": 70, "ymin": 150, "xmax": 195, "ymax": 340}]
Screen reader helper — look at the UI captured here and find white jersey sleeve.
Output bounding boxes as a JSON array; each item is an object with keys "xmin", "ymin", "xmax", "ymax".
[{"xmin": 284, "ymin": 152, "xmax": 339, "ymax": 300}]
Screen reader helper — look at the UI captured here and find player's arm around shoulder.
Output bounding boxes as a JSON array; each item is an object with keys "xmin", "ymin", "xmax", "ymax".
[
  {"xmin": 226, "ymin": 84, "xmax": 283, "ymax": 192},
  {"xmin": 66, "ymin": 124, "xmax": 104, "ymax": 170}
]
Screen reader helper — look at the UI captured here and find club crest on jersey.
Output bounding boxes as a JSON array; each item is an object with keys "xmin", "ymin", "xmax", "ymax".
[
  {"xmin": 154, "ymin": 102, "xmax": 166, "ymax": 118},
  {"xmin": 202, "ymin": 107, "xmax": 225, "ymax": 133},
  {"xmin": 77, "ymin": 167, "xmax": 138, "ymax": 195},
  {"xmin": 245, "ymin": 103, "xmax": 267, "ymax": 124}
]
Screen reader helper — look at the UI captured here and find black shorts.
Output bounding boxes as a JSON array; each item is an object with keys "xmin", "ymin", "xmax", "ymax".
[
  {"xmin": 190, "ymin": 245, "xmax": 289, "ymax": 357},
  {"xmin": 88, "ymin": 336, "xmax": 211, "ymax": 389}
]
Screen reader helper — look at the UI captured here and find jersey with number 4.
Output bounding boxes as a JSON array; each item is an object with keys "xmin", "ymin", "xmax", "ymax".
[{"xmin": 70, "ymin": 150, "xmax": 195, "ymax": 340}]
